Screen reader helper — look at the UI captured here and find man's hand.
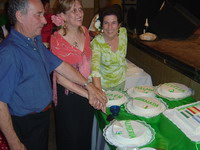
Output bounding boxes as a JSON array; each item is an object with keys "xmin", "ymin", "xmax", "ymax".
[
  {"xmin": 0, "ymin": 101, "xmax": 26, "ymax": 150},
  {"xmin": 86, "ymin": 83, "xmax": 107, "ymax": 113}
]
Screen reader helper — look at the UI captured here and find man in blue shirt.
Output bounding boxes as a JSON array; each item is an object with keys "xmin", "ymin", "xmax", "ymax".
[{"xmin": 0, "ymin": 0, "xmax": 107, "ymax": 149}]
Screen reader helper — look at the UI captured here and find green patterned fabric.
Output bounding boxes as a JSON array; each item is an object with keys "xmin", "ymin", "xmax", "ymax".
[
  {"xmin": 95, "ymin": 96, "xmax": 200, "ymax": 150},
  {"xmin": 91, "ymin": 27, "xmax": 127, "ymax": 88}
]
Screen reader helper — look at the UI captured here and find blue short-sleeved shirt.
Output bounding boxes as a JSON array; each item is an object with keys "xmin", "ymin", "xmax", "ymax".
[{"xmin": 0, "ymin": 28, "xmax": 62, "ymax": 116}]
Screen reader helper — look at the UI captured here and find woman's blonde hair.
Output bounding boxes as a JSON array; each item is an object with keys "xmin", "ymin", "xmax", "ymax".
[
  {"xmin": 54, "ymin": 0, "xmax": 83, "ymax": 35},
  {"xmin": 55, "ymin": 0, "xmax": 82, "ymax": 14}
]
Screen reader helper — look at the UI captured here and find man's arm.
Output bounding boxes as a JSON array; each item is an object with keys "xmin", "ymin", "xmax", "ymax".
[
  {"xmin": 55, "ymin": 72, "xmax": 88, "ymax": 98},
  {"xmin": 0, "ymin": 101, "xmax": 26, "ymax": 150},
  {"xmin": 55, "ymin": 62, "xmax": 107, "ymax": 112}
]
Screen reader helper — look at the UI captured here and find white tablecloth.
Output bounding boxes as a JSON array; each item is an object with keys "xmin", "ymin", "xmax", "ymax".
[
  {"xmin": 124, "ymin": 60, "xmax": 152, "ymax": 90},
  {"xmin": 91, "ymin": 60, "xmax": 153, "ymax": 150}
]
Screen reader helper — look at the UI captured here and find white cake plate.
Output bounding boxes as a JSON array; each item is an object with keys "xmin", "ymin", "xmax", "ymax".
[
  {"xmin": 125, "ymin": 99, "xmax": 167, "ymax": 118},
  {"xmin": 106, "ymin": 92, "xmax": 129, "ymax": 107},
  {"xmin": 103, "ymin": 120, "xmax": 155, "ymax": 148},
  {"xmin": 155, "ymin": 85, "xmax": 193, "ymax": 101},
  {"xmin": 127, "ymin": 87, "xmax": 156, "ymax": 98}
]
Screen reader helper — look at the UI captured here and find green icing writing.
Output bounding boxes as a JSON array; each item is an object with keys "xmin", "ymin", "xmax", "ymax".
[
  {"xmin": 107, "ymin": 93, "xmax": 123, "ymax": 101},
  {"xmin": 125, "ymin": 120, "xmax": 136, "ymax": 138},
  {"xmin": 134, "ymin": 97, "xmax": 159, "ymax": 107},
  {"xmin": 135, "ymin": 86, "xmax": 154, "ymax": 93},
  {"xmin": 115, "ymin": 131, "xmax": 122, "ymax": 135},
  {"xmin": 166, "ymin": 83, "xmax": 186, "ymax": 93}
]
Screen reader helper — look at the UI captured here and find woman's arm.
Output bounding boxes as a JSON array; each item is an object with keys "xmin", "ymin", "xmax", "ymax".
[
  {"xmin": 92, "ymin": 77, "xmax": 102, "ymax": 90},
  {"xmin": 91, "ymin": 38, "xmax": 103, "ymax": 89}
]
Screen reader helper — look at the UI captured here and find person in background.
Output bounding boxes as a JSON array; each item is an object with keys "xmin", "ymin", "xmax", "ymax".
[
  {"xmin": 91, "ymin": 5, "xmax": 127, "ymax": 91},
  {"xmin": 0, "ymin": 26, "xmax": 4, "ymax": 43},
  {"xmin": 41, "ymin": 0, "xmax": 54, "ymax": 48},
  {"xmin": 50, "ymin": 0, "xmax": 104, "ymax": 149},
  {"xmin": 0, "ymin": 0, "xmax": 107, "ymax": 150},
  {"xmin": 88, "ymin": 0, "xmax": 111, "ymax": 39},
  {"xmin": 0, "ymin": 131, "xmax": 9, "ymax": 150},
  {"xmin": 88, "ymin": 13, "xmax": 100, "ymax": 39},
  {"xmin": 0, "ymin": 6, "xmax": 10, "ymax": 42}
]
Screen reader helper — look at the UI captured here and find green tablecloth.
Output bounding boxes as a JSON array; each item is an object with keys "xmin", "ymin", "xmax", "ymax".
[{"xmin": 95, "ymin": 96, "xmax": 200, "ymax": 150}]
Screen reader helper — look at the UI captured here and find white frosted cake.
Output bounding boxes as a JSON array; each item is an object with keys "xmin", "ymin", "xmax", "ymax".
[
  {"xmin": 157, "ymin": 83, "xmax": 192, "ymax": 99},
  {"xmin": 106, "ymin": 91, "xmax": 127, "ymax": 107},
  {"xmin": 112, "ymin": 120, "xmax": 151, "ymax": 145},
  {"xmin": 174, "ymin": 102, "xmax": 200, "ymax": 134},
  {"xmin": 131, "ymin": 97, "xmax": 164, "ymax": 116},
  {"xmin": 127, "ymin": 85, "xmax": 155, "ymax": 98},
  {"xmin": 139, "ymin": 32, "xmax": 157, "ymax": 41}
]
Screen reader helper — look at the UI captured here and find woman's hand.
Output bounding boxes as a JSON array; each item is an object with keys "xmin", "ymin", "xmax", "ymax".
[{"xmin": 86, "ymin": 83, "xmax": 107, "ymax": 112}]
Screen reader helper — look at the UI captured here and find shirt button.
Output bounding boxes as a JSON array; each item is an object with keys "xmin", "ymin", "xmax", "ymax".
[
  {"xmin": 27, "ymin": 38, "xmax": 30, "ymax": 40},
  {"xmin": 33, "ymin": 48, "xmax": 36, "ymax": 50}
]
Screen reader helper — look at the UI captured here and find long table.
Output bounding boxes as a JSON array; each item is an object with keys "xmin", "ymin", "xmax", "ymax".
[
  {"xmin": 95, "ymin": 96, "xmax": 199, "ymax": 150},
  {"xmin": 91, "ymin": 60, "xmax": 153, "ymax": 150},
  {"xmin": 124, "ymin": 59, "xmax": 152, "ymax": 90}
]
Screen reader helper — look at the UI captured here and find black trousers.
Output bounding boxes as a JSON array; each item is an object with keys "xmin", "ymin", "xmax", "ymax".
[
  {"xmin": 11, "ymin": 110, "xmax": 50, "ymax": 150},
  {"xmin": 55, "ymin": 84, "xmax": 94, "ymax": 150}
]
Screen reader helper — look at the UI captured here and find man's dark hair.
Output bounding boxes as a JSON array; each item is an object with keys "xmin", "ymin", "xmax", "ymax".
[
  {"xmin": 99, "ymin": 4, "xmax": 122, "ymax": 28},
  {"xmin": 7, "ymin": 0, "xmax": 29, "ymax": 24}
]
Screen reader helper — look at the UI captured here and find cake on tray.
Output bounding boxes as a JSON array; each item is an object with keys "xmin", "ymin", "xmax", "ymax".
[
  {"xmin": 103, "ymin": 120, "xmax": 154, "ymax": 147},
  {"xmin": 126, "ymin": 97, "xmax": 167, "ymax": 117},
  {"xmin": 127, "ymin": 85, "xmax": 155, "ymax": 98},
  {"xmin": 156, "ymin": 83, "xmax": 192, "ymax": 99},
  {"xmin": 106, "ymin": 90, "xmax": 128, "ymax": 107}
]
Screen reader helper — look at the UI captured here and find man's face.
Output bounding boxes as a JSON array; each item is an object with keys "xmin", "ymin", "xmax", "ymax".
[{"xmin": 18, "ymin": 0, "xmax": 47, "ymax": 38}]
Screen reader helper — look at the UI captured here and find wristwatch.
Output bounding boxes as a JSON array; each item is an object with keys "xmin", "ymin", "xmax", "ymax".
[{"xmin": 83, "ymin": 79, "xmax": 92, "ymax": 88}]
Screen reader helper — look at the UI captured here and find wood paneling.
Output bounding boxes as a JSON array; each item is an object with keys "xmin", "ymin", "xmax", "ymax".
[
  {"xmin": 127, "ymin": 43, "xmax": 200, "ymax": 100},
  {"xmin": 83, "ymin": 8, "xmax": 95, "ymax": 28}
]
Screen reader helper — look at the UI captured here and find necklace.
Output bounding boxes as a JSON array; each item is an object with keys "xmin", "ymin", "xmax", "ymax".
[{"xmin": 72, "ymin": 41, "xmax": 79, "ymax": 48}]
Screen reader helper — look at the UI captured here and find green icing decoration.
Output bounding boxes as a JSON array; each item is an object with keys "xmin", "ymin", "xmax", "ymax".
[
  {"xmin": 107, "ymin": 93, "xmax": 123, "ymax": 101},
  {"xmin": 115, "ymin": 131, "xmax": 122, "ymax": 135},
  {"xmin": 134, "ymin": 97, "xmax": 159, "ymax": 107},
  {"xmin": 125, "ymin": 120, "xmax": 136, "ymax": 138},
  {"xmin": 165, "ymin": 83, "xmax": 186, "ymax": 93},
  {"xmin": 135, "ymin": 86, "xmax": 154, "ymax": 94}
]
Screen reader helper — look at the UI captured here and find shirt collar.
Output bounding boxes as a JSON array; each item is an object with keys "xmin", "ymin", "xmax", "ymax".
[
  {"xmin": 9, "ymin": 28, "xmax": 42, "ymax": 50},
  {"xmin": 10, "ymin": 27, "xmax": 41, "ymax": 42}
]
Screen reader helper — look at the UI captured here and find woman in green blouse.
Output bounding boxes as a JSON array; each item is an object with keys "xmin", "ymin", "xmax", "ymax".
[{"xmin": 91, "ymin": 5, "xmax": 127, "ymax": 91}]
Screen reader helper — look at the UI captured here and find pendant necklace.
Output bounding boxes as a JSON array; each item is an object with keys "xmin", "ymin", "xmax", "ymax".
[{"xmin": 72, "ymin": 41, "xmax": 79, "ymax": 48}]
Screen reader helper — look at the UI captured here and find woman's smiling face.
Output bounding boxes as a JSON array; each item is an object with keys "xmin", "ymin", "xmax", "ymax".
[{"xmin": 102, "ymin": 15, "xmax": 120, "ymax": 40}]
